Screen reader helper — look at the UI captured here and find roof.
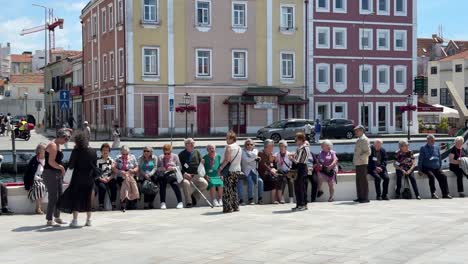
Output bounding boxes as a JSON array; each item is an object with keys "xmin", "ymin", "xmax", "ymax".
[
  {"xmin": 417, "ymin": 38, "xmax": 434, "ymax": 57},
  {"xmin": 439, "ymin": 50, "xmax": 468, "ymax": 61},
  {"xmin": 10, "ymin": 74, "xmax": 44, "ymax": 84},
  {"xmin": 10, "ymin": 54, "xmax": 32, "ymax": 63},
  {"xmin": 243, "ymin": 87, "xmax": 289, "ymax": 96},
  {"xmin": 278, "ymin": 96, "xmax": 308, "ymax": 105},
  {"xmin": 51, "ymin": 50, "xmax": 81, "ymax": 57}
]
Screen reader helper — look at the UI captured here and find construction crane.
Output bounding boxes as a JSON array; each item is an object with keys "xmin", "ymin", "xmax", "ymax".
[{"xmin": 20, "ymin": 7, "xmax": 64, "ymax": 63}]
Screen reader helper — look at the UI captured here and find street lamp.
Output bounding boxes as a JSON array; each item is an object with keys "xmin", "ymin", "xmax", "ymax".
[
  {"xmin": 24, "ymin": 92, "xmax": 28, "ymax": 117},
  {"xmin": 183, "ymin": 93, "xmax": 191, "ymax": 138},
  {"xmin": 407, "ymin": 94, "xmax": 414, "ymax": 141}
]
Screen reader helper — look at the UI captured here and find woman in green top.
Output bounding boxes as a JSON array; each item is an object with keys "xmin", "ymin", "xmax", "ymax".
[{"xmin": 203, "ymin": 144, "xmax": 223, "ymax": 207}]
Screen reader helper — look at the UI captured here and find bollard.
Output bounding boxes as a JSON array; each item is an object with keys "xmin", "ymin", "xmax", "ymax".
[{"xmin": 11, "ymin": 131, "xmax": 17, "ymax": 182}]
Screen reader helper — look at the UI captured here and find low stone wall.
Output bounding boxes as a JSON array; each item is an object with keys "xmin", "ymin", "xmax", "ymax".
[{"xmin": 3, "ymin": 170, "xmax": 462, "ymax": 214}]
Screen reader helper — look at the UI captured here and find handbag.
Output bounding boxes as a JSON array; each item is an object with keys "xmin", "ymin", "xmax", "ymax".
[
  {"xmin": 402, "ymin": 175, "xmax": 412, "ymax": 199},
  {"xmin": 63, "ymin": 168, "xmax": 73, "ymax": 184},
  {"xmin": 197, "ymin": 163, "xmax": 206, "ymax": 177},
  {"xmin": 221, "ymin": 148, "xmax": 240, "ymax": 177},
  {"xmin": 141, "ymin": 180, "xmax": 159, "ymax": 196},
  {"xmin": 175, "ymin": 167, "xmax": 184, "ymax": 183}
]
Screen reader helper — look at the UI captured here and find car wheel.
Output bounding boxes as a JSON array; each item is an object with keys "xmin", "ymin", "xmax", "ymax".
[
  {"xmin": 345, "ymin": 131, "xmax": 354, "ymax": 139},
  {"xmin": 271, "ymin": 134, "xmax": 281, "ymax": 142}
]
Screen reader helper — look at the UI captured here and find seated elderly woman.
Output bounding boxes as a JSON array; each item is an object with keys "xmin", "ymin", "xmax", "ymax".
[
  {"xmin": 258, "ymin": 139, "xmax": 282, "ymax": 204},
  {"xmin": 239, "ymin": 138, "xmax": 263, "ymax": 205},
  {"xmin": 315, "ymin": 140, "xmax": 338, "ymax": 202},
  {"xmin": 113, "ymin": 145, "xmax": 140, "ymax": 211},
  {"xmin": 156, "ymin": 144, "xmax": 183, "ymax": 209},
  {"xmin": 274, "ymin": 140, "xmax": 293, "ymax": 204},
  {"xmin": 137, "ymin": 146, "xmax": 159, "ymax": 209},
  {"xmin": 202, "ymin": 144, "xmax": 223, "ymax": 207},
  {"xmin": 449, "ymin": 136, "xmax": 468, "ymax": 197},
  {"xmin": 394, "ymin": 140, "xmax": 420, "ymax": 200}
]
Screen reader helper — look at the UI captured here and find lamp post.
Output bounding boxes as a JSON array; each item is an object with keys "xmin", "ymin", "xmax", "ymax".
[
  {"xmin": 407, "ymin": 94, "xmax": 413, "ymax": 141},
  {"xmin": 48, "ymin": 89, "xmax": 54, "ymax": 128},
  {"xmin": 24, "ymin": 92, "xmax": 28, "ymax": 117},
  {"xmin": 183, "ymin": 93, "xmax": 191, "ymax": 139}
]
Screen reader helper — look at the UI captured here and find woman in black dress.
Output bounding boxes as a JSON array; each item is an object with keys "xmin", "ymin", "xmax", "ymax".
[{"xmin": 58, "ymin": 132, "xmax": 98, "ymax": 228}]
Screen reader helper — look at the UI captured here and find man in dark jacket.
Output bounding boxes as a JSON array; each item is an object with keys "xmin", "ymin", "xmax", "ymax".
[{"xmin": 368, "ymin": 139, "xmax": 390, "ymax": 200}]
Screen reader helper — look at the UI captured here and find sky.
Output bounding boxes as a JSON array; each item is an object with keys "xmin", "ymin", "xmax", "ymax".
[{"xmin": 0, "ymin": 0, "xmax": 467, "ymax": 54}]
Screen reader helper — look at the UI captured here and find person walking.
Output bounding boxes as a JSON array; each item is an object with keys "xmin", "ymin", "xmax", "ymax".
[
  {"xmin": 83, "ymin": 121, "xmax": 91, "ymax": 142},
  {"xmin": 314, "ymin": 119, "xmax": 322, "ymax": 143},
  {"xmin": 419, "ymin": 135, "xmax": 452, "ymax": 199},
  {"xmin": 368, "ymin": 139, "xmax": 390, "ymax": 201},
  {"xmin": 43, "ymin": 128, "xmax": 71, "ymax": 226},
  {"xmin": 353, "ymin": 125, "xmax": 371, "ymax": 203},
  {"xmin": 449, "ymin": 136, "xmax": 468, "ymax": 197},
  {"xmin": 67, "ymin": 114, "xmax": 75, "ymax": 129},
  {"xmin": 58, "ymin": 132, "xmax": 98, "ymax": 227},
  {"xmin": 112, "ymin": 125, "xmax": 121, "ymax": 149},
  {"xmin": 5, "ymin": 113, "xmax": 12, "ymax": 137},
  {"xmin": 218, "ymin": 131, "xmax": 242, "ymax": 213},
  {"xmin": 304, "ymin": 123, "xmax": 313, "ymax": 142},
  {"xmin": 24, "ymin": 143, "xmax": 47, "ymax": 214},
  {"xmin": 290, "ymin": 132, "xmax": 309, "ymax": 211}
]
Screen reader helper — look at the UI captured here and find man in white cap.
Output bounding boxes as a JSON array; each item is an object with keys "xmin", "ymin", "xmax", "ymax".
[
  {"xmin": 353, "ymin": 125, "xmax": 371, "ymax": 203},
  {"xmin": 83, "ymin": 121, "xmax": 91, "ymax": 142}
]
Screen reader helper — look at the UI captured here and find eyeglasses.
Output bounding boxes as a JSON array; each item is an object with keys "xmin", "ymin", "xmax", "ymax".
[
  {"xmin": 164, "ymin": 152, "xmax": 171, "ymax": 156},
  {"xmin": 144, "ymin": 150, "xmax": 151, "ymax": 153},
  {"xmin": 246, "ymin": 143, "xmax": 253, "ymax": 146}
]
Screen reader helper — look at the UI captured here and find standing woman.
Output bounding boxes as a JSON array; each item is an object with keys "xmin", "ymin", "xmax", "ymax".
[
  {"xmin": 203, "ymin": 144, "xmax": 223, "ymax": 207},
  {"xmin": 137, "ymin": 146, "xmax": 159, "ymax": 209},
  {"xmin": 43, "ymin": 128, "xmax": 71, "ymax": 226},
  {"xmin": 24, "ymin": 143, "xmax": 47, "ymax": 214},
  {"xmin": 290, "ymin": 132, "xmax": 309, "ymax": 211},
  {"xmin": 217, "ymin": 131, "xmax": 242, "ymax": 213},
  {"xmin": 112, "ymin": 125, "xmax": 121, "ymax": 149},
  {"xmin": 58, "ymin": 132, "xmax": 98, "ymax": 227},
  {"xmin": 449, "ymin": 136, "xmax": 468, "ymax": 197}
]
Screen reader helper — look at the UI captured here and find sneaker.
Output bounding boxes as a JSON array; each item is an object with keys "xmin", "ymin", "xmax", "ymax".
[
  {"xmin": 85, "ymin": 220, "xmax": 92, "ymax": 227},
  {"xmin": 218, "ymin": 199, "xmax": 223, "ymax": 207},
  {"xmin": 460, "ymin": 193, "xmax": 465, "ymax": 198},
  {"xmin": 376, "ymin": 196, "xmax": 382, "ymax": 201},
  {"xmin": 239, "ymin": 199, "xmax": 244, "ymax": 205},
  {"xmin": 442, "ymin": 194, "xmax": 453, "ymax": 199},
  {"xmin": 186, "ymin": 203, "xmax": 193, "ymax": 208},
  {"xmin": 416, "ymin": 196, "xmax": 422, "ymax": 200},
  {"xmin": 328, "ymin": 197, "xmax": 334, "ymax": 202},
  {"xmin": 382, "ymin": 196, "xmax": 390, "ymax": 201},
  {"xmin": 248, "ymin": 198, "xmax": 255, "ymax": 205},
  {"xmin": 280, "ymin": 199, "xmax": 285, "ymax": 204},
  {"xmin": 317, "ymin": 191, "xmax": 324, "ymax": 198},
  {"xmin": 99, "ymin": 205, "xmax": 105, "ymax": 211},
  {"xmin": 297, "ymin": 206, "xmax": 307, "ymax": 211},
  {"xmin": 289, "ymin": 197, "xmax": 294, "ymax": 203},
  {"xmin": 213, "ymin": 199, "xmax": 219, "ymax": 207},
  {"xmin": 46, "ymin": 220, "xmax": 58, "ymax": 227},
  {"xmin": 69, "ymin": 220, "xmax": 79, "ymax": 228},
  {"xmin": 431, "ymin": 193, "xmax": 439, "ymax": 199},
  {"xmin": 1, "ymin": 208, "xmax": 13, "ymax": 215},
  {"xmin": 258, "ymin": 199, "xmax": 264, "ymax": 205},
  {"xmin": 160, "ymin": 202, "xmax": 167, "ymax": 210},
  {"xmin": 55, "ymin": 218, "xmax": 68, "ymax": 225},
  {"xmin": 273, "ymin": 201, "xmax": 279, "ymax": 205},
  {"xmin": 176, "ymin": 202, "xmax": 184, "ymax": 209}
]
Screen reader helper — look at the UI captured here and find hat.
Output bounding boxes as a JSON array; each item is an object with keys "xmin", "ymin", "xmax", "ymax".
[
  {"xmin": 84, "ymin": 121, "xmax": 89, "ymax": 125},
  {"xmin": 354, "ymin": 125, "xmax": 365, "ymax": 131}
]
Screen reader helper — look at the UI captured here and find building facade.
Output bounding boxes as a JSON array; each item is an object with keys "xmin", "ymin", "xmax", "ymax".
[
  {"xmin": 81, "ymin": 0, "xmax": 306, "ymax": 136},
  {"xmin": 309, "ymin": 0, "xmax": 417, "ymax": 134},
  {"xmin": 0, "ymin": 43, "xmax": 11, "ymax": 79},
  {"xmin": 10, "ymin": 52, "xmax": 33, "ymax": 75}
]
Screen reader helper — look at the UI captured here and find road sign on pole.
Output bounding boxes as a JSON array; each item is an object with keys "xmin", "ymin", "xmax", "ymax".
[
  {"xmin": 60, "ymin": 100, "xmax": 70, "ymax": 110},
  {"xmin": 60, "ymin": 90, "xmax": 70, "ymax": 101},
  {"xmin": 169, "ymin": 99, "xmax": 174, "ymax": 112}
]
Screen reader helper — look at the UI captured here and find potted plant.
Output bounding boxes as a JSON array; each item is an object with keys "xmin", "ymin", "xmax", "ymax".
[
  {"xmin": 418, "ymin": 119, "xmax": 424, "ymax": 133},
  {"xmin": 436, "ymin": 117, "xmax": 449, "ymax": 134}
]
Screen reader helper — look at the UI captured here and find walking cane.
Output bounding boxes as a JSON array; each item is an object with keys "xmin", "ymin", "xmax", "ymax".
[{"xmin": 190, "ymin": 180, "xmax": 214, "ymax": 208}]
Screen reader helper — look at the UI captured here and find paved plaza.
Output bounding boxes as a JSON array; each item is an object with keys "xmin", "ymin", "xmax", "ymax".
[{"xmin": 1, "ymin": 199, "xmax": 468, "ymax": 264}]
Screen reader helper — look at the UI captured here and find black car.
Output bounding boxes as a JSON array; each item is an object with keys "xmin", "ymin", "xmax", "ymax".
[{"xmin": 321, "ymin": 118, "xmax": 355, "ymax": 139}]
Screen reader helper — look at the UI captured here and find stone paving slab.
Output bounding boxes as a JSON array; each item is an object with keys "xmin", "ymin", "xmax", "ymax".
[{"xmin": 1, "ymin": 199, "xmax": 468, "ymax": 264}]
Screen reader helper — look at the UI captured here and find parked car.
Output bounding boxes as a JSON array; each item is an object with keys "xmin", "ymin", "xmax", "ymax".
[
  {"xmin": 257, "ymin": 119, "xmax": 315, "ymax": 142},
  {"xmin": 321, "ymin": 118, "xmax": 355, "ymax": 139}
]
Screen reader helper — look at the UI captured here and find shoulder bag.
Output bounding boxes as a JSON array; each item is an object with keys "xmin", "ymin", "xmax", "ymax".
[{"xmin": 221, "ymin": 148, "xmax": 240, "ymax": 177}]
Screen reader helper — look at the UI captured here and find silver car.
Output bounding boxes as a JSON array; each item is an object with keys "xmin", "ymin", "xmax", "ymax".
[{"xmin": 257, "ymin": 119, "xmax": 315, "ymax": 142}]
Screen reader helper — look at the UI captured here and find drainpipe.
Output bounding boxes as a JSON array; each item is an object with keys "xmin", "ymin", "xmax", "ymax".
[{"xmin": 304, "ymin": 0, "xmax": 309, "ymax": 119}]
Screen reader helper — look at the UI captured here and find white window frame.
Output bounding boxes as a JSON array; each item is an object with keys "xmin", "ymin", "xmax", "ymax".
[
  {"xmin": 142, "ymin": 0, "xmax": 159, "ymax": 24},
  {"xmin": 118, "ymin": 48, "xmax": 124, "ymax": 78},
  {"xmin": 359, "ymin": 64, "xmax": 373, "ymax": 93},
  {"xmin": 280, "ymin": 4, "xmax": 295, "ymax": 31},
  {"xmin": 87, "ymin": 19, "xmax": 91, "ymax": 41},
  {"xmin": 316, "ymin": 0, "xmax": 330, "ymax": 12},
  {"xmin": 377, "ymin": 65, "xmax": 390, "ymax": 93},
  {"xmin": 117, "ymin": 0, "xmax": 124, "ymax": 25},
  {"xmin": 102, "ymin": 9, "xmax": 107, "ymax": 33},
  {"xmin": 394, "ymin": 65, "xmax": 407, "ymax": 93},
  {"xmin": 280, "ymin": 51, "xmax": 295, "ymax": 81},
  {"xmin": 93, "ymin": 57, "xmax": 98, "ymax": 84},
  {"xmin": 108, "ymin": 4, "xmax": 114, "ymax": 31},
  {"xmin": 232, "ymin": 50, "xmax": 248, "ymax": 79},
  {"xmin": 377, "ymin": 0, "xmax": 390, "ymax": 15},
  {"xmin": 109, "ymin": 52, "xmax": 115, "ymax": 80},
  {"xmin": 87, "ymin": 61, "xmax": 91, "ymax": 85},
  {"xmin": 333, "ymin": 27, "xmax": 347, "ymax": 49},
  {"xmin": 195, "ymin": 48, "xmax": 212, "ymax": 78},
  {"xmin": 103, "ymin": 54, "xmax": 108, "ymax": 81},
  {"xmin": 359, "ymin": 0, "xmax": 373, "ymax": 14},
  {"xmin": 358, "ymin": 102, "xmax": 374, "ymax": 132},
  {"xmin": 316, "ymin": 63, "xmax": 330, "ymax": 93},
  {"xmin": 315, "ymin": 102, "xmax": 331, "ymax": 120},
  {"xmin": 376, "ymin": 102, "xmax": 390, "ymax": 133},
  {"xmin": 394, "ymin": 30, "xmax": 407, "ymax": 51},
  {"xmin": 333, "ymin": 64, "xmax": 347, "ymax": 93},
  {"xmin": 316, "ymin": 26, "xmax": 330, "ymax": 49},
  {"xmin": 332, "ymin": 102, "xmax": 348, "ymax": 119},
  {"xmin": 393, "ymin": 102, "xmax": 407, "ymax": 132},
  {"xmin": 142, "ymin": 46, "xmax": 160, "ymax": 78},
  {"xmin": 376, "ymin": 29, "xmax": 390, "ymax": 51},
  {"xmin": 92, "ymin": 14, "xmax": 98, "ymax": 38},
  {"xmin": 394, "ymin": 0, "xmax": 407, "ymax": 16},
  {"xmin": 196, "ymin": 0, "xmax": 211, "ymax": 27},
  {"xmin": 359, "ymin": 28, "xmax": 373, "ymax": 50},
  {"xmin": 232, "ymin": 1, "xmax": 247, "ymax": 28},
  {"xmin": 333, "ymin": 0, "xmax": 347, "ymax": 13}
]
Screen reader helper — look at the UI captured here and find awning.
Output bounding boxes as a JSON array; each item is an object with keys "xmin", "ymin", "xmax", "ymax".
[
  {"xmin": 433, "ymin": 104, "xmax": 460, "ymax": 118},
  {"xmin": 278, "ymin": 96, "xmax": 308, "ymax": 105},
  {"xmin": 417, "ymin": 102, "xmax": 443, "ymax": 112},
  {"xmin": 243, "ymin": 87, "xmax": 289, "ymax": 96},
  {"xmin": 223, "ymin": 96, "xmax": 256, "ymax": 105}
]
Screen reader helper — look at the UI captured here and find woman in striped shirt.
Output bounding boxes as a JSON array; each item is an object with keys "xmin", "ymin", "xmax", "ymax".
[
  {"xmin": 291, "ymin": 132, "xmax": 309, "ymax": 211},
  {"xmin": 95, "ymin": 143, "xmax": 117, "ymax": 211}
]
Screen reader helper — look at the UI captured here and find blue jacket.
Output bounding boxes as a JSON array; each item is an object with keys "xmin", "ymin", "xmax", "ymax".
[
  {"xmin": 418, "ymin": 144, "xmax": 441, "ymax": 170},
  {"xmin": 314, "ymin": 123, "xmax": 321, "ymax": 133},
  {"xmin": 367, "ymin": 146, "xmax": 387, "ymax": 173}
]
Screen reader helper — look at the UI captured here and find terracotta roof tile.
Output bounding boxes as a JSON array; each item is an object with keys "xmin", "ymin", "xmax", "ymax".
[
  {"xmin": 439, "ymin": 50, "xmax": 468, "ymax": 61},
  {"xmin": 11, "ymin": 54, "xmax": 32, "ymax": 63},
  {"xmin": 10, "ymin": 74, "xmax": 44, "ymax": 84}
]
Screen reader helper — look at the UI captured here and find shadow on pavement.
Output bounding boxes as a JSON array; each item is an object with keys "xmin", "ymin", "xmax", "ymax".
[
  {"xmin": 334, "ymin": 201, "xmax": 359, "ymax": 205},
  {"xmin": 201, "ymin": 211, "xmax": 224, "ymax": 216},
  {"xmin": 272, "ymin": 210, "xmax": 295, "ymax": 214},
  {"xmin": 12, "ymin": 225, "xmax": 73, "ymax": 232}
]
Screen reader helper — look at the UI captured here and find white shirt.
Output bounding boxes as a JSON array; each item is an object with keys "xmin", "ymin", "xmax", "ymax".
[
  {"xmin": 274, "ymin": 151, "xmax": 292, "ymax": 173},
  {"xmin": 225, "ymin": 143, "xmax": 242, "ymax": 172},
  {"xmin": 304, "ymin": 124, "xmax": 313, "ymax": 134},
  {"xmin": 34, "ymin": 158, "xmax": 45, "ymax": 180},
  {"xmin": 241, "ymin": 148, "xmax": 259, "ymax": 176}
]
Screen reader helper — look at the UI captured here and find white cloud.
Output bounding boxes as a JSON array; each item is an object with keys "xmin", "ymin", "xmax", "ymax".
[
  {"xmin": 56, "ymin": 1, "xmax": 87, "ymax": 12},
  {"xmin": 0, "ymin": 17, "xmax": 45, "ymax": 53}
]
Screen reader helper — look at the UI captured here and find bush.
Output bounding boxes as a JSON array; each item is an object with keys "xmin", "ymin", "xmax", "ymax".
[
  {"xmin": 418, "ymin": 119, "xmax": 424, "ymax": 131},
  {"xmin": 437, "ymin": 117, "xmax": 449, "ymax": 132}
]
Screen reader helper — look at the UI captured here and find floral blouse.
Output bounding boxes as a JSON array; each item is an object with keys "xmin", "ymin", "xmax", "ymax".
[
  {"xmin": 395, "ymin": 150, "xmax": 415, "ymax": 171},
  {"xmin": 115, "ymin": 154, "xmax": 138, "ymax": 177}
]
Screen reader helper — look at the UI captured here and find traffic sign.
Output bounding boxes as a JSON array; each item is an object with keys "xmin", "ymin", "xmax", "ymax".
[
  {"xmin": 60, "ymin": 100, "xmax": 70, "ymax": 110},
  {"xmin": 169, "ymin": 99, "xmax": 174, "ymax": 112},
  {"xmin": 60, "ymin": 90, "xmax": 70, "ymax": 101},
  {"xmin": 103, "ymin": 105, "xmax": 115, "ymax": 110}
]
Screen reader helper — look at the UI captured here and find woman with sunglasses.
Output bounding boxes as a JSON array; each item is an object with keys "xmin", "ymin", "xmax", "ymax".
[
  {"xmin": 43, "ymin": 128, "xmax": 71, "ymax": 226},
  {"xmin": 114, "ymin": 145, "xmax": 139, "ymax": 211},
  {"xmin": 137, "ymin": 146, "xmax": 159, "ymax": 209},
  {"xmin": 239, "ymin": 138, "xmax": 263, "ymax": 205},
  {"xmin": 156, "ymin": 144, "xmax": 183, "ymax": 209}
]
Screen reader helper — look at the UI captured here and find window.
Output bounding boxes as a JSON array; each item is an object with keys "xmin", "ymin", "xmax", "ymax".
[
  {"xmin": 333, "ymin": 27, "xmax": 347, "ymax": 49},
  {"xmin": 394, "ymin": 65, "xmax": 407, "ymax": 92},
  {"xmin": 377, "ymin": 0, "xmax": 389, "ymax": 15},
  {"xmin": 377, "ymin": 29, "xmax": 390, "ymax": 51},
  {"xmin": 316, "ymin": 63, "xmax": 330, "ymax": 92},
  {"xmin": 88, "ymin": 61, "xmax": 91, "ymax": 85},
  {"xmin": 102, "ymin": 9, "xmax": 107, "ymax": 33},
  {"xmin": 359, "ymin": 28, "xmax": 373, "ymax": 50},
  {"xmin": 333, "ymin": 0, "xmax": 346, "ymax": 13},
  {"xmin": 394, "ymin": 30, "xmax": 407, "ymax": 51},
  {"xmin": 316, "ymin": 0, "xmax": 330, "ymax": 12},
  {"xmin": 110, "ymin": 52, "xmax": 115, "ymax": 80},
  {"xmin": 109, "ymin": 5, "xmax": 114, "ymax": 30},
  {"xmin": 93, "ymin": 14, "xmax": 98, "ymax": 37},
  {"xmin": 232, "ymin": 2, "xmax": 246, "ymax": 28},
  {"xmin": 394, "ymin": 0, "xmax": 407, "ymax": 16},
  {"xmin": 119, "ymin": 48, "xmax": 124, "ymax": 78},
  {"xmin": 377, "ymin": 65, "xmax": 390, "ymax": 92},
  {"xmin": 360, "ymin": 0, "xmax": 373, "ymax": 14},
  {"xmin": 333, "ymin": 64, "xmax": 347, "ymax": 93},
  {"xmin": 143, "ymin": 0, "xmax": 158, "ymax": 23},
  {"xmin": 440, "ymin": 88, "xmax": 452, "ymax": 106},
  {"xmin": 232, "ymin": 50, "xmax": 247, "ymax": 78},
  {"xmin": 142, "ymin": 47, "xmax": 159, "ymax": 77},
  {"xmin": 87, "ymin": 19, "xmax": 91, "ymax": 41},
  {"xmin": 93, "ymin": 57, "xmax": 98, "ymax": 83},
  {"xmin": 281, "ymin": 52, "xmax": 295, "ymax": 80},
  {"xmin": 456, "ymin": 64, "xmax": 463, "ymax": 72},
  {"xmin": 118, "ymin": 0, "xmax": 124, "ymax": 25},
  {"xmin": 103, "ymin": 54, "xmax": 108, "ymax": 81},
  {"xmin": 431, "ymin": 89, "xmax": 437, "ymax": 97},
  {"xmin": 280, "ymin": 5, "xmax": 295, "ymax": 30},
  {"xmin": 316, "ymin": 27, "xmax": 330, "ymax": 49},
  {"xmin": 196, "ymin": 1, "xmax": 211, "ymax": 26},
  {"xmin": 360, "ymin": 65, "xmax": 372, "ymax": 92},
  {"xmin": 196, "ymin": 49, "xmax": 212, "ymax": 77},
  {"xmin": 430, "ymin": 66, "xmax": 438, "ymax": 75}
]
